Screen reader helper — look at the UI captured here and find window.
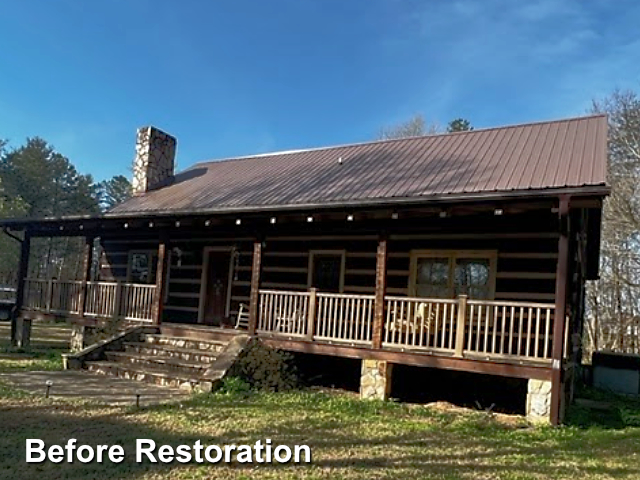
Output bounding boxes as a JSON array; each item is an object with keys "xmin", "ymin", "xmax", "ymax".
[
  {"xmin": 127, "ymin": 250, "xmax": 156, "ymax": 284},
  {"xmin": 308, "ymin": 250, "xmax": 346, "ymax": 293},
  {"xmin": 409, "ymin": 251, "xmax": 496, "ymax": 300}
]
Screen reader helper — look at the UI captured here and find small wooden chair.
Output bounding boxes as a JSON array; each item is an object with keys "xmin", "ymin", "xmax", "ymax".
[
  {"xmin": 235, "ymin": 303, "xmax": 250, "ymax": 330},
  {"xmin": 275, "ymin": 309, "xmax": 303, "ymax": 334}
]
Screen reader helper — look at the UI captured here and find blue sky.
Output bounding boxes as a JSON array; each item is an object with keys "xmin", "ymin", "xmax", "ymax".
[{"xmin": 1, "ymin": 0, "xmax": 639, "ymax": 181}]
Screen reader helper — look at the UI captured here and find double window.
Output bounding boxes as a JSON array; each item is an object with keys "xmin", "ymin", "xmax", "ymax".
[{"xmin": 409, "ymin": 250, "xmax": 497, "ymax": 300}]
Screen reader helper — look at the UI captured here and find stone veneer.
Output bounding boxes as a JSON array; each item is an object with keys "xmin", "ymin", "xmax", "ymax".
[
  {"xmin": 526, "ymin": 379, "xmax": 552, "ymax": 423},
  {"xmin": 14, "ymin": 318, "xmax": 32, "ymax": 348},
  {"xmin": 70, "ymin": 324, "xmax": 88, "ymax": 353},
  {"xmin": 132, "ymin": 126, "xmax": 177, "ymax": 195},
  {"xmin": 360, "ymin": 359, "xmax": 393, "ymax": 400}
]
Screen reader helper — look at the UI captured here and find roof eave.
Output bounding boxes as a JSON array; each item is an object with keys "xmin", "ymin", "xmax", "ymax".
[{"xmin": 0, "ymin": 184, "xmax": 610, "ymax": 230}]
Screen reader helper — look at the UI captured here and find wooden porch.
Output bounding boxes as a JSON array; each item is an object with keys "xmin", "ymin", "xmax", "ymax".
[{"xmin": 19, "ymin": 277, "xmax": 561, "ymax": 378}]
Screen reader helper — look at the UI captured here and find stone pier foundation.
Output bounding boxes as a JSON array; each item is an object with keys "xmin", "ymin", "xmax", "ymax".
[
  {"xmin": 70, "ymin": 324, "xmax": 87, "ymax": 353},
  {"xmin": 14, "ymin": 318, "xmax": 32, "ymax": 349},
  {"xmin": 526, "ymin": 379, "xmax": 552, "ymax": 423},
  {"xmin": 360, "ymin": 359, "xmax": 393, "ymax": 400}
]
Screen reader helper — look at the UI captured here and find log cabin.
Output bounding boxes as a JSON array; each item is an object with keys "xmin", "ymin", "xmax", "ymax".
[{"xmin": 0, "ymin": 114, "xmax": 609, "ymax": 424}]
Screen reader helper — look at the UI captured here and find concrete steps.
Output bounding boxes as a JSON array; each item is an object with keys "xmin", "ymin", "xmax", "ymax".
[{"xmin": 82, "ymin": 328, "xmax": 247, "ymax": 392}]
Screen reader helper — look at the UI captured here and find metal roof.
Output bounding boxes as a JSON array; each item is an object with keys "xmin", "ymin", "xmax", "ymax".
[{"xmin": 109, "ymin": 114, "xmax": 608, "ymax": 216}]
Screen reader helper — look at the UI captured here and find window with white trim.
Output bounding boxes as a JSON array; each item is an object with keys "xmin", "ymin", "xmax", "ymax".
[{"xmin": 409, "ymin": 251, "xmax": 497, "ymax": 300}]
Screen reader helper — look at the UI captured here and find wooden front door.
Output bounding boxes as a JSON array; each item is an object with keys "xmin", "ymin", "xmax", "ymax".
[{"xmin": 201, "ymin": 250, "xmax": 232, "ymax": 326}]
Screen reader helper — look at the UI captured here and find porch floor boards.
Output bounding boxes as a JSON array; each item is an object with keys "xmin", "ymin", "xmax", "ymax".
[{"xmin": 160, "ymin": 323, "xmax": 243, "ymax": 343}]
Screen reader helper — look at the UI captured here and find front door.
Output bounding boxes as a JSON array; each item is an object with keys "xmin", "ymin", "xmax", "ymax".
[{"xmin": 201, "ymin": 250, "xmax": 232, "ymax": 326}]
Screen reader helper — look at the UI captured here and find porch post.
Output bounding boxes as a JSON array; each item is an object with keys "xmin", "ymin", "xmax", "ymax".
[
  {"xmin": 550, "ymin": 195, "xmax": 570, "ymax": 425},
  {"xmin": 77, "ymin": 236, "xmax": 94, "ymax": 317},
  {"xmin": 247, "ymin": 239, "xmax": 262, "ymax": 336},
  {"xmin": 151, "ymin": 236, "xmax": 168, "ymax": 325},
  {"xmin": 11, "ymin": 231, "xmax": 31, "ymax": 347},
  {"xmin": 372, "ymin": 235, "xmax": 388, "ymax": 349}
]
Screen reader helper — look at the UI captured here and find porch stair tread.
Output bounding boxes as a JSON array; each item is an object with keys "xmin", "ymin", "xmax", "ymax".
[
  {"xmin": 123, "ymin": 341, "xmax": 219, "ymax": 360},
  {"xmin": 105, "ymin": 351, "xmax": 210, "ymax": 370}
]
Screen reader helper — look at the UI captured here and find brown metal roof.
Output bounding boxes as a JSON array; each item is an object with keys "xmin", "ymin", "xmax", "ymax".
[{"xmin": 109, "ymin": 114, "xmax": 609, "ymax": 216}]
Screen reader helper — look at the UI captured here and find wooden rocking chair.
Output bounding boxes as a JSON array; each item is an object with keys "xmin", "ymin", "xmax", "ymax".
[{"xmin": 235, "ymin": 303, "xmax": 250, "ymax": 330}]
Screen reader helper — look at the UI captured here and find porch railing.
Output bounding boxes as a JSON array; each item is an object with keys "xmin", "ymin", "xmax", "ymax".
[
  {"xmin": 257, "ymin": 289, "xmax": 375, "ymax": 345},
  {"xmin": 314, "ymin": 292, "xmax": 374, "ymax": 345},
  {"xmin": 258, "ymin": 289, "xmax": 310, "ymax": 338},
  {"xmin": 0, "ymin": 285, "xmax": 16, "ymax": 304},
  {"xmin": 383, "ymin": 296, "xmax": 459, "ymax": 353},
  {"xmin": 23, "ymin": 278, "xmax": 157, "ymax": 324},
  {"xmin": 465, "ymin": 300, "xmax": 555, "ymax": 360},
  {"xmin": 257, "ymin": 289, "xmax": 556, "ymax": 363}
]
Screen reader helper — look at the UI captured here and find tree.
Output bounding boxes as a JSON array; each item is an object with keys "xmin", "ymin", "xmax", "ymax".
[
  {"xmin": 586, "ymin": 89, "xmax": 640, "ymax": 355},
  {"xmin": 97, "ymin": 175, "xmax": 132, "ymax": 211},
  {"xmin": 0, "ymin": 137, "xmax": 99, "ymax": 218},
  {"xmin": 447, "ymin": 118, "xmax": 473, "ymax": 133},
  {"xmin": 0, "ymin": 171, "xmax": 27, "ymax": 285},
  {"xmin": 377, "ymin": 114, "xmax": 440, "ymax": 140},
  {"xmin": 0, "ymin": 137, "xmax": 101, "ymax": 280}
]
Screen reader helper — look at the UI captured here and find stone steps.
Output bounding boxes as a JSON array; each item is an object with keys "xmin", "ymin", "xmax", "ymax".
[
  {"xmin": 76, "ymin": 327, "xmax": 248, "ymax": 394},
  {"xmin": 105, "ymin": 351, "xmax": 208, "ymax": 377},
  {"xmin": 123, "ymin": 342, "xmax": 218, "ymax": 364},
  {"xmin": 85, "ymin": 360, "xmax": 212, "ymax": 391},
  {"xmin": 143, "ymin": 334, "xmax": 227, "ymax": 353}
]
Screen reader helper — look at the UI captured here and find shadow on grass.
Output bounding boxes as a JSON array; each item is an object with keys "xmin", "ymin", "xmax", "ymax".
[{"xmin": 1, "ymin": 390, "xmax": 639, "ymax": 480}]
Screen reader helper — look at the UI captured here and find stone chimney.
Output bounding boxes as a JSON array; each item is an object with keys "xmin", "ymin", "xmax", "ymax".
[{"xmin": 132, "ymin": 126, "xmax": 177, "ymax": 195}]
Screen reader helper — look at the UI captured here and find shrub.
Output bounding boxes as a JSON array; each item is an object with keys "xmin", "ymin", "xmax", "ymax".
[
  {"xmin": 218, "ymin": 376, "xmax": 253, "ymax": 396},
  {"xmin": 83, "ymin": 319, "xmax": 124, "ymax": 345},
  {"xmin": 229, "ymin": 339, "xmax": 299, "ymax": 392}
]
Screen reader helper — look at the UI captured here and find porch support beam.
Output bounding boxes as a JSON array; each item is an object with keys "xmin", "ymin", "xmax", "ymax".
[
  {"xmin": 550, "ymin": 195, "xmax": 570, "ymax": 425},
  {"xmin": 372, "ymin": 235, "xmax": 388, "ymax": 349},
  {"xmin": 152, "ymin": 235, "xmax": 168, "ymax": 325},
  {"xmin": 77, "ymin": 236, "xmax": 94, "ymax": 317},
  {"xmin": 247, "ymin": 240, "xmax": 262, "ymax": 335},
  {"xmin": 261, "ymin": 337, "xmax": 553, "ymax": 381},
  {"xmin": 11, "ymin": 231, "xmax": 31, "ymax": 346}
]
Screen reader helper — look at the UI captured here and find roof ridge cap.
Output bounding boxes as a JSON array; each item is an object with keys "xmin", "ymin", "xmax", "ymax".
[{"xmin": 187, "ymin": 114, "xmax": 607, "ymax": 170}]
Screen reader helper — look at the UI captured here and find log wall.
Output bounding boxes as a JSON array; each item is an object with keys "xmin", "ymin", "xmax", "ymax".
[{"xmin": 97, "ymin": 209, "xmax": 564, "ymax": 325}]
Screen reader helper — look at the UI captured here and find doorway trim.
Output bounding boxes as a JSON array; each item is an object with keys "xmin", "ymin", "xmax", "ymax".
[
  {"xmin": 307, "ymin": 249, "xmax": 346, "ymax": 293},
  {"xmin": 198, "ymin": 246, "xmax": 235, "ymax": 324}
]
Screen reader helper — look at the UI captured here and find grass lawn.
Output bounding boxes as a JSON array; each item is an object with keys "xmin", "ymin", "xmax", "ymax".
[
  {"xmin": 0, "ymin": 320, "xmax": 69, "ymax": 371},
  {"xmin": 1, "ymin": 321, "xmax": 639, "ymax": 480}
]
